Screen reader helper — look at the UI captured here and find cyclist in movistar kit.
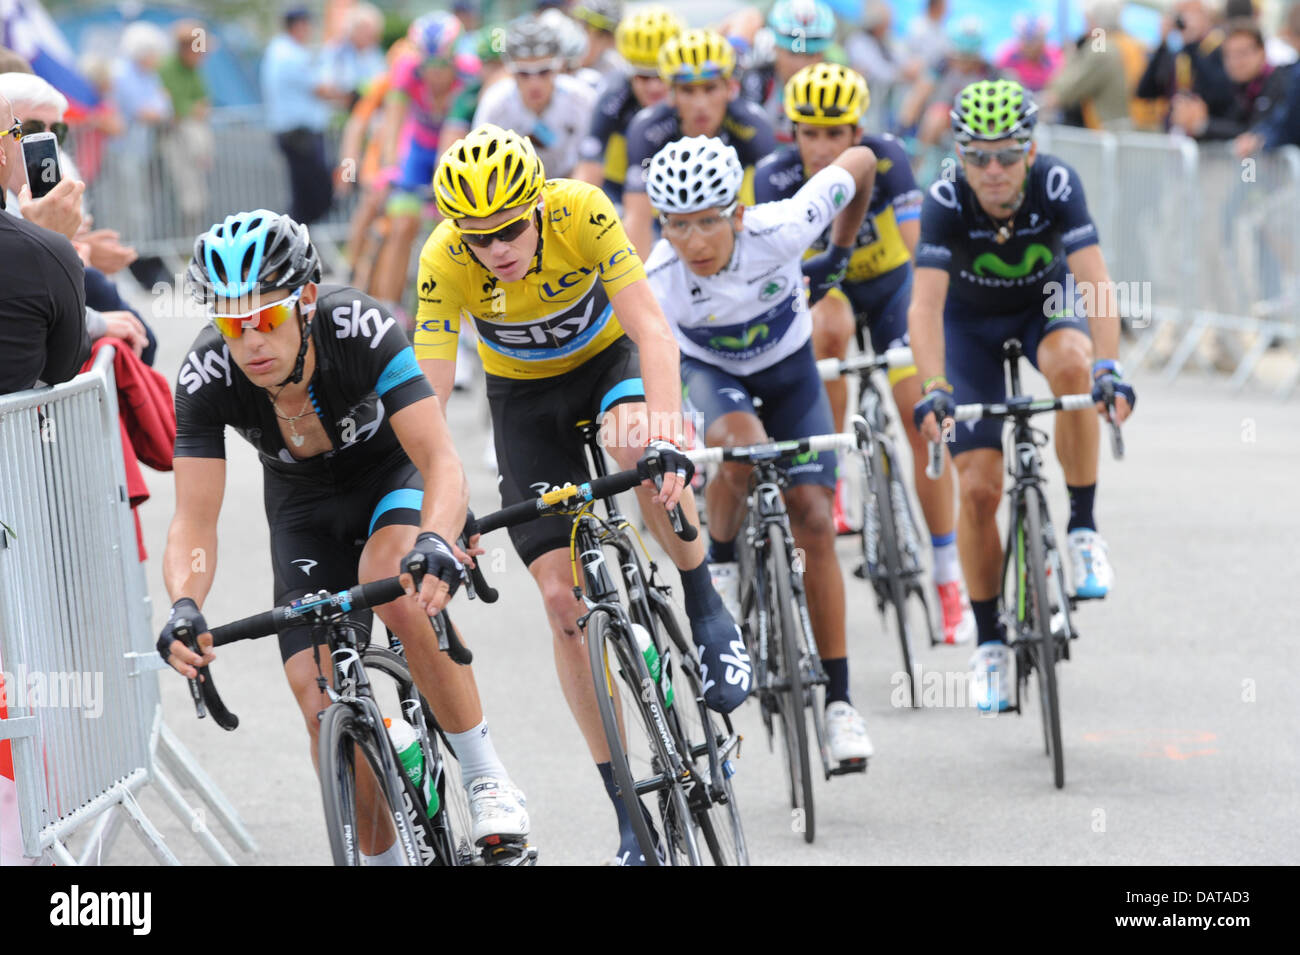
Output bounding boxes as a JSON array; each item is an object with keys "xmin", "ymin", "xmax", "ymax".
[
  {"xmin": 158, "ymin": 211, "xmax": 529, "ymax": 860},
  {"xmin": 412, "ymin": 125, "xmax": 750, "ymax": 865},
  {"xmin": 643, "ymin": 134, "xmax": 880, "ymax": 765},
  {"xmin": 574, "ymin": 4, "xmax": 682, "ymax": 205},
  {"xmin": 908, "ymin": 80, "xmax": 1136, "ymax": 711},
  {"xmin": 621, "ymin": 28, "xmax": 776, "ymax": 259},
  {"xmin": 754, "ymin": 62, "xmax": 976, "ymax": 645}
]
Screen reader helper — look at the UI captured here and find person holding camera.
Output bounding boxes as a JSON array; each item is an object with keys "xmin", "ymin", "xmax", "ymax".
[{"xmin": 1136, "ymin": 0, "xmax": 1233, "ymax": 133}]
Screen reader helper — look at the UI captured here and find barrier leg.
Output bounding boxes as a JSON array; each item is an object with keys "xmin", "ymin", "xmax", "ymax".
[
  {"xmin": 1226, "ymin": 329, "xmax": 1276, "ymax": 391},
  {"xmin": 76, "ymin": 804, "xmax": 125, "ymax": 865},
  {"xmin": 118, "ymin": 788, "xmax": 181, "ymax": 866},
  {"xmin": 157, "ymin": 722, "xmax": 258, "ymax": 853},
  {"xmin": 1162, "ymin": 313, "xmax": 1212, "ymax": 380},
  {"xmin": 151, "ymin": 764, "xmax": 236, "ymax": 866}
]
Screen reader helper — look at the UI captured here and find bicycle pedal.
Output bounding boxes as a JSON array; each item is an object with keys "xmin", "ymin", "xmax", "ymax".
[
  {"xmin": 828, "ymin": 758, "xmax": 869, "ymax": 776},
  {"xmin": 481, "ymin": 842, "xmax": 538, "ymax": 866}
]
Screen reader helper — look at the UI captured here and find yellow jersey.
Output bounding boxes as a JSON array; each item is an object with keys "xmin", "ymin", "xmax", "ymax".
[{"xmin": 413, "ymin": 178, "xmax": 647, "ymax": 380}]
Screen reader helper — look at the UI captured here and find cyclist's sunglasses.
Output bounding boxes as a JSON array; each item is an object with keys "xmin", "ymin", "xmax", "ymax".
[
  {"xmin": 959, "ymin": 143, "xmax": 1031, "ymax": 168},
  {"xmin": 0, "ymin": 119, "xmax": 22, "ymax": 142},
  {"xmin": 210, "ymin": 287, "xmax": 303, "ymax": 338},
  {"xmin": 20, "ymin": 119, "xmax": 68, "ymax": 145},
  {"xmin": 458, "ymin": 203, "xmax": 536, "ymax": 248}
]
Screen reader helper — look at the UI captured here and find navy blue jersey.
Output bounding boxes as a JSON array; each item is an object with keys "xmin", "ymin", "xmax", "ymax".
[
  {"xmin": 174, "ymin": 285, "xmax": 432, "ymax": 484},
  {"xmin": 914, "ymin": 154, "xmax": 1099, "ymax": 314},
  {"xmin": 623, "ymin": 97, "xmax": 777, "ymax": 200},
  {"xmin": 578, "ymin": 74, "xmax": 643, "ymax": 203},
  {"xmin": 754, "ymin": 133, "xmax": 922, "ymax": 283}
]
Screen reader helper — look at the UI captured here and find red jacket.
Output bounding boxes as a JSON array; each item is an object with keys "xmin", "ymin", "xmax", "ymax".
[{"xmin": 81, "ymin": 341, "xmax": 176, "ymax": 560}]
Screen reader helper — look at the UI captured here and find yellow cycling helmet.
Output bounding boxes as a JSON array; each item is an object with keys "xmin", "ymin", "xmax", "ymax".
[
  {"xmin": 785, "ymin": 62, "xmax": 870, "ymax": 127},
  {"xmin": 658, "ymin": 28, "xmax": 735, "ymax": 84},
  {"xmin": 433, "ymin": 124, "xmax": 546, "ymax": 222},
  {"xmin": 616, "ymin": 5, "xmax": 682, "ymax": 72}
]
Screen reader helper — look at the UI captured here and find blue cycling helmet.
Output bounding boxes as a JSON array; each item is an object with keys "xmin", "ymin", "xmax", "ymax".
[
  {"xmin": 187, "ymin": 209, "xmax": 321, "ymax": 304},
  {"xmin": 768, "ymin": 0, "xmax": 835, "ymax": 54},
  {"xmin": 409, "ymin": 11, "xmax": 463, "ymax": 60}
]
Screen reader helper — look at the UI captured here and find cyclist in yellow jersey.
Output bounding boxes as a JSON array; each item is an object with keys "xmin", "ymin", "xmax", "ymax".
[{"xmin": 413, "ymin": 125, "xmax": 750, "ymax": 865}]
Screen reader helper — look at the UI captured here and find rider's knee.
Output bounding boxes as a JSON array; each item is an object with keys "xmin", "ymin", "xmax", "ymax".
[
  {"xmin": 958, "ymin": 466, "xmax": 1002, "ymax": 520},
  {"xmin": 787, "ymin": 487, "xmax": 835, "ymax": 545},
  {"xmin": 538, "ymin": 572, "xmax": 584, "ymax": 639}
]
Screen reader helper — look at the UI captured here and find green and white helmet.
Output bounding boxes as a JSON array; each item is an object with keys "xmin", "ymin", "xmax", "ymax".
[{"xmin": 950, "ymin": 79, "xmax": 1038, "ymax": 143}]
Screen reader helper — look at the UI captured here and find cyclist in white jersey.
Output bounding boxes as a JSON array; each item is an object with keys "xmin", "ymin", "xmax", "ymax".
[
  {"xmin": 473, "ymin": 16, "xmax": 597, "ymax": 178},
  {"xmin": 642, "ymin": 134, "xmax": 880, "ymax": 764}
]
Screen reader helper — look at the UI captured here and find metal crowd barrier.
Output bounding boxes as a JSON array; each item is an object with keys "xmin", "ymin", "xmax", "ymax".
[
  {"xmin": 1037, "ymin": 124, "xmax": 1299, "ymax": 395},
  {"xmin": 0, "ymin": 346, "xmax": 255, "ymax": 864}
]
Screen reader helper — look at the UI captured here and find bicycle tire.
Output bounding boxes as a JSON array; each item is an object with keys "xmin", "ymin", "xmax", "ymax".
[
  {"xmin": 587, "ymin": 608, "xmax": 697, "ymax": 865},
  {"xmin": 768, "ymin": 521, "xmax": 815, "ymax": 843},
  {"xmin": 649, "ymin": 594, "xmax": 749, "ymax": 865},
  {"xmin": 318, "ymin": 698, "xmax": 419, "ymax": 866},
  {"xmin": 872, "ymin": 445, "xmax": 921, "ymax": 708},
  {"xmin": 1020, "ymin": 485, "xmax": 1065, "ymax": 789},
  {"xmin": 362, "ymin": 646, "xmax": 476, "ymax": 866}
]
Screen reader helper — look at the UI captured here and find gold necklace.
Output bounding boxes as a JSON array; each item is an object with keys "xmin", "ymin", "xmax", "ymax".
[{"xmin": 267, "ymin": 388, "xmax": 315, "ymax": 448}]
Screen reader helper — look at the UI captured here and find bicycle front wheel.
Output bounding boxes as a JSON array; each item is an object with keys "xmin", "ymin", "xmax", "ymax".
[
  {"xmin": 1020, "ymin": 486, "xmax": 1065, "ymax": 789},
  {"xmin": 588, "ymin": 608, "xmax": 699, "ymax": 865},
  {"xmin": 318, "ymin": 699, "xmax": 419, "ymax": 866},
  {"xmin": 767, "ymin": 522, "xmax": 816, "ymax": 843},
  {"xmin": 870, "ymin": 445, "xmax": 922, "ymax": 707}
]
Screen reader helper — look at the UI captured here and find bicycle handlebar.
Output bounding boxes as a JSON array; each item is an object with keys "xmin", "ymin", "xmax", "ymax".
[
  {"xmin": 684, "ymin": 431, "xmax": 857, "ymax": 466},
  {"xmin": 815, "ymin": 347, "xmax": 915, "ymax": 382}
]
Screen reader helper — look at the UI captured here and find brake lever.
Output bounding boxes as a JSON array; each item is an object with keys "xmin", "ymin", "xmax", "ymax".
[
  {"xmin": 646, "ymin": 449, "xmax": 698, "ymax": 542},
  {"xmin": 173, "ymin": 617, "xmax": 206, "ymax": 720}
]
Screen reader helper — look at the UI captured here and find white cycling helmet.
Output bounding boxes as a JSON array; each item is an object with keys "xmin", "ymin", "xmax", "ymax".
[{"xmin": 644, "ymin": 135, "xmax": 744, "ymax": 214}]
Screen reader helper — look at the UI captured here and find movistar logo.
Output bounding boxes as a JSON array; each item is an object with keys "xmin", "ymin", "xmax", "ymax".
[
  {"xmin": 709, "ymin": 324, "xmax": 769, "ymax": 351},
  {"xmin": 791, "ymin": 450, "xmax": 819, "ymax": 465},
  {"xmin": 972, "ymin": 243, "xmax": 1053, "ymax": 279}
]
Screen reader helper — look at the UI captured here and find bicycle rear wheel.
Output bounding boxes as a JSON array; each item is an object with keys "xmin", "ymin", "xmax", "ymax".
[
  {"xmin": 871, "ymin": 446, "xmax": 921, "ymax": 707},
  {"xmin": 1019, "ymin": 486, "xmax": 1065, "ymax": 789},
  {"xmin": 588, "ymin": 608, "xmax": 699, "ymax": 865},
  {"xmin": 363, "ymin": 645, "xmax": 476, "ymax": 866},
  {"xmin": 767, "ymin": 522, "xmax": 815, "ymax": 843},
  {"xmin": 318, "ymin": 698, "xmax": 418, "ymax": 866},
  {"xmin": 650, "ymin": 594, "xmax": 749, "ymax": 865}
]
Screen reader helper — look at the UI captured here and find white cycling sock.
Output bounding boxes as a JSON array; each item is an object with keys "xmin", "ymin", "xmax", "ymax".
[
  {"xmin": 361, "ymin": 840, "xmax": 406, "ymax": 866},
  {"xmin": 447, "ymin": 719, "xmax": 508, "ymax": 788},
  {"xmin": 932, "ymin": 535, "xmax": 960, "ymax": 585}
]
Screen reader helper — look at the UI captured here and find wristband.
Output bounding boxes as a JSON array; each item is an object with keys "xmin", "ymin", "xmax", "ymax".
[
  {"xmin": 1092, "ymin": 359, "xmax": 1122, "ymax": 379},
  {"xmin": 650, "ymin": 434, "xmax": 683, "ymax": 449},
  {"xmin": 922, "ymin": 376, "xmax": 953, "ymax": 395}
]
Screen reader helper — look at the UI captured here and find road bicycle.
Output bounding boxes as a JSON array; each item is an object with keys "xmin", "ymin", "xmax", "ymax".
[
  {"xmin": 686, "ymin": 431, "xmax": 858, "ymax": 844},
  {"xmin": 470, "ymin": 424, "xmax": 748, "ymax": 865}
]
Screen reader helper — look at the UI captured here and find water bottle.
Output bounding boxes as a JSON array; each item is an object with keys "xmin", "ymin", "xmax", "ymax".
[
  {"xmin": 385, "ymin": 717, "xmax": 439, "ymax": 817},
  {"xmin": 631, "ymin": 623, "xmax": 673, "ymax": 708}
]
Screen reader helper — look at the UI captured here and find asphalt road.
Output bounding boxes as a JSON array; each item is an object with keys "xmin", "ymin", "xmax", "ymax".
[{"xmin": 104, "ymin": 307, "xmax": 1298, "ymax": 865}]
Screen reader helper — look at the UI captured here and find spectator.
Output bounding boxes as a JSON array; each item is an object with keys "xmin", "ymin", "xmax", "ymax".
[
  {"xmin": 73, "ymin": 53, "xmax": 127, "ymax": 187},
  {"xmin": 1136, "ymin": 0, "xmax": 1234, "ymax": 131},
  {"xmin": 845, "ymin": 2, "xmax": 909, "ymax": 130},
  {"xmin": 0, "ymin": 74, "xmax": 150, "ymax": 361},
  {"xmin": 1236, "ymin": 2, "xmax": 1300, "ymax": 155},
  {"xmin": 994, "ymin": 13, "xmax": 1062, "ymax": 92},
  {"xmin": 322, "ymin": 2, "xmax": 388, "ymax": 110},
  {"xmin": 111, "ymin": 21, "xmax": 173, "ymax": 288},
  {"xmin": 904, "ymin": 0, "xmax": 950, "ymax": 78},
  {"xmin": 158, "ymin": 20, "xmax": 216, "ymax": 236},
  {"xmin": 1043, "ymin": 0, "xmax": 1137, "ymax": 131},
  {"xmin": 1178, "ymin": 19, "xmax": 1288, "ymax": 140},
  {"xmin": 1223, "ymin": 0, "xmax": 1297, "ymax": 67},
  {"xmin": 0, "ymin": 45, "xmax": 29, "ymax": 74},
  {"xmin": 262, "ymin": 8, "xmax": 338, "ymax": 225},
  {"xmin": 0, "ymin": 91, "xmax": 90, "ymax": 394},
  {"xmin": 900, "ymin": 17, "xmax": 1000, "ymax": 143}
]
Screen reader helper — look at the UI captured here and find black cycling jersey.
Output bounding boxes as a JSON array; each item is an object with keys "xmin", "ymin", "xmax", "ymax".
[
  {"xmin": 914, "ymin": 153, "xmax": 1099, "ymax": 314},
  {"xmin": 622, "ymin": 97, "xmax": 777, "ymax": 195},
  {"xmin": 578, "ymin": 74, "xmax": 643, "ymax": 203},
  {"xmin": 173, "ymin": 285, "xmax": 433, "ymax": 484}
]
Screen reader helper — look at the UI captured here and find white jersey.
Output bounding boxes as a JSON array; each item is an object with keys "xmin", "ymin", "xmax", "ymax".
[
  {"xmin": 644, "ymin": 165, "xmax": 857, "ymax": 377},
  {"xmin": 472, "ymin": 73, "xmax": 597, "ymax": 178}
]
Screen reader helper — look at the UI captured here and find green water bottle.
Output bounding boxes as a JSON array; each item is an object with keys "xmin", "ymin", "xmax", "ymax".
[{"xmin": 386, "ymin": 717, "xmax": 439, "ymax": 816}]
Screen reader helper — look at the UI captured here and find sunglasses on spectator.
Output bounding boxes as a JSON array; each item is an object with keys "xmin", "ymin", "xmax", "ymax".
[
  {"xmin": 959, "ymin": 143, "xmax": 1031, "ymax": 168},
  {"xmin": 458, "ymin": 203, "xmax": 536, "ymax": 247},
  {"xmin": 510, "ymin": 61, "xmax": 558, "ymax": 77},
  {"xmin": 210, "ymin": 287, "xmax": 303, "ymax": 338},
  {"xmin": 659, "ymin": 202, "xmax": 737, "ymax": 240},
  {"xmin": 20, "ymin": 119, "xmax": 68, "ymax": 145},
  {"xmin": 0, "ymin": 119, "xmax": 22, "ymax": 142}
]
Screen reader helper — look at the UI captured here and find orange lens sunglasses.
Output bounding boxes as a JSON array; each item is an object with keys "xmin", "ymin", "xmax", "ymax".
[{"xmin": 210, "ymin": 288, "xmax": 302, "ymax": 338}]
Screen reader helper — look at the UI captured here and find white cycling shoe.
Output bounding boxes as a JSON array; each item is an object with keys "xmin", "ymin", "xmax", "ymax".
[
  {"xmin": 969, "ymin": 642, "xmax": 1013, "ymax": 713},
  {"xmin": 708, "ymin": 561, "xmax": 743, "ymax": 623},
  {"xmin": 1067, "ymin": 528, "xmax": 1113, "ymax": 599},
  {"xmin": 468, "ymin": 776, "xmax": 530, "ymax": 846},
  {"xmin": 825, "ymin": 701, "xmax": 874, "ymax": 761}
]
